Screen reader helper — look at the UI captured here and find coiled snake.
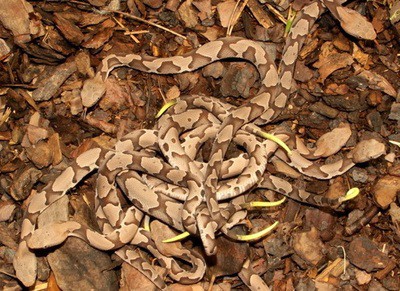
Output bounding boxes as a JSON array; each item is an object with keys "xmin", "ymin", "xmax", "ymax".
[{"xmin": 13, "ymin": 0, "xmax": 384, "ymax": 289}]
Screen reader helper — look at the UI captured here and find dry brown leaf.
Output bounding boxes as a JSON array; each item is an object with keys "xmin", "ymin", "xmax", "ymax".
[
  {"xmin": 178, "ymin": 0, "xmax": 199, "ymax": 29},
  {"xmin": 336, "ymin": 6, "xmax": 377, "ymax": 40},
  {"xmin": 216, "ymin": 0, "xmax": 236, "ymax": 28},
  {"xmin": 314, "ymin": 43, "xmax": 354, "ymax": 82}
]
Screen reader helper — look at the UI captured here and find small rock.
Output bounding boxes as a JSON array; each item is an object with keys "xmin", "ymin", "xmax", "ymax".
[
  {"xmin": 220, "ymin": 63, "xmax": 258, "ymax": 98},
  {"xmin": 355, "ymin": 269, "xmax": 372, "ymax": 285},
  {"xmin": 366, "ymin": 110, "xmax": 383, "ymax": 132},
  {"xmin": 373, "ymin": 175, "xmax": 400, "ymax": 209},
  {"xmin": 351, "ymin": 167, "xmax": 369, "ymax": 183},
  {"xmin": 389, "ymin": 102, "xmax": 400, "ymax": 121},
  {"xmin": 292, "ymin": 227, "xmax": 325, "ymax": 266},
  {"xmin": 347, "ymin": 237, "xmax": 388, "ymax": 272}
]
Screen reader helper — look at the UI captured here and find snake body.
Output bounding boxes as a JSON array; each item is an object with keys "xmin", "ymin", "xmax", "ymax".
[{"xmin": 13, "ymin": 0, "xmax": 384, "ymax": 289}]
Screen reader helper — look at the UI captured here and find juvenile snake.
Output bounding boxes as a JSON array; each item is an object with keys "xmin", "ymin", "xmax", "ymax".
[{"xmin": 14, "ymin": 0, "xmax": 384, "ymax": 289}]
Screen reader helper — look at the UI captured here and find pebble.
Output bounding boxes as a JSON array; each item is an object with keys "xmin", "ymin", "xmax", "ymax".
[
  {"xmin": 373, "ymin": 175, "xmax": 400, "ymax": 209},
  {"xmin": 220, "ymin": 63, "xmax": 257, "ymax": 98},
  {"xmin": 292, "ymin": 227, "xmax": 325, "ymax": 266},
  {"xmin": 366, "ymin": 110, "xmax": 383, "ymax": 132},
  {"xmin": 351, "ymin": 167, "xmax": 369, "ymax": 183}
]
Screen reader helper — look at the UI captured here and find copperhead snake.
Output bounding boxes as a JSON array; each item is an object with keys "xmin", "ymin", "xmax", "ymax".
[{"xmin": 13, "ymin": 0, "xmax": 384, "ymax": 289}]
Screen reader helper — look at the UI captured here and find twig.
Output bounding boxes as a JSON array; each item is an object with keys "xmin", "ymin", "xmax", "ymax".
[
  {"xmin": 266, "ymin": 3, "xmax": 288, "ymax": 25},
  {"xmin": 227, "ymin": 0, "xmax": 250, "ymax": 36},
  {"xmin": 124, "ymin": 30, "xmax": 150, "ymax": 35},
  {"xmin": 103, "ymin": 9, "xmax": 187, "ymax": 40},
  {"xmin": 112, "ymin": 16, "xmax": 140, "ymax": 43}
]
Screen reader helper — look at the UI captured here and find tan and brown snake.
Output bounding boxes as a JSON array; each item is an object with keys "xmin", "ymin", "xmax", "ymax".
[{"xmin": 13, "ymin": 0, "xmax": 384, "ymax": 289}]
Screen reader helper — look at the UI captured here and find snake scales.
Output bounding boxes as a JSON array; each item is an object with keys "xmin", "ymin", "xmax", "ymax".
[{"xmin": 13, "ymin": 0, "xmax": 384, "ymax": 289}]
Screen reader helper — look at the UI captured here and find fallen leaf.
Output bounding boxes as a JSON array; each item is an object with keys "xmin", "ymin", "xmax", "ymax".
[
  {"xmin": 314, "ymin": 42, "xmax": 354, "ymax": 82},
  {"xmin": 336, "ymin": 6, "xmax": 377, "ymax": 40}
]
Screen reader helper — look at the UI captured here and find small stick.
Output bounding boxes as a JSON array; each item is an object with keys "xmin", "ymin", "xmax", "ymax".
[
  {"xmin": 344, "ymin": 205, "xmax": 379, "ymax": 236},
  {"xmin": 227, "ymin": 0, "xmax": 250, "ymax": 36},
  {"xmin": 112, "ymin": 16, "xmax": 140, "ymax": 43},
  {"xmin": 104, "ymin": 9, "xmax": 187, "ymax": 40},
  {"xmin": 124, "ymin": 30, "xmax": 150, "ymax": 35}
]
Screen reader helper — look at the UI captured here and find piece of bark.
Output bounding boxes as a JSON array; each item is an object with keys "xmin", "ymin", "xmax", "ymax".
[
  {"xmin": 9, "ymin": 165, "xmax": 42, "ymax": 201},
  {"xmin": 347, "ymin": 237, "xmax": 388, "ymax": 272},
  {"xmin": 247, "ymin": 0, "xmax": 274, "ymax": 29},
  {"xmin": 32, "ymin": 57, "xmax": 77, "ymax": 101},
  {"xmin": 54, "ymin": 13, "xmax": 85, "ymax": 46},
  {"xmin": 0, "ymin": 201, "xmax": 16, "ymax": 222},
  {"xmin": 0, "ymin": 0, "xmax": 44, "ymax": 44},
  {"xmin": 292, "ymin": 227, "xmax": 325, "ymax": 266}
]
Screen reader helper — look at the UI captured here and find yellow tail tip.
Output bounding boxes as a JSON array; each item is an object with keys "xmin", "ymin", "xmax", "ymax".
[
  {"xmin": 241, "ymin": 197, "xmax": 286, "ymax": 209},
  {"xmin": 155, "ymin": 100, "xmax": 177, "ymax": 118},
  {"xmin": 162, "ymin": 231, "xmax": 190, "ymax": 243},
  {"xmin": 236, "ymin": 221, "xmax": 279, "ymax": 241},
  {"xmin": 259, "ymin": 131, "xmax": 292, "ymax": 155},
  {"xmin": 341, "ymin": 187, "xmax": 360, "ymax": 202}
]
